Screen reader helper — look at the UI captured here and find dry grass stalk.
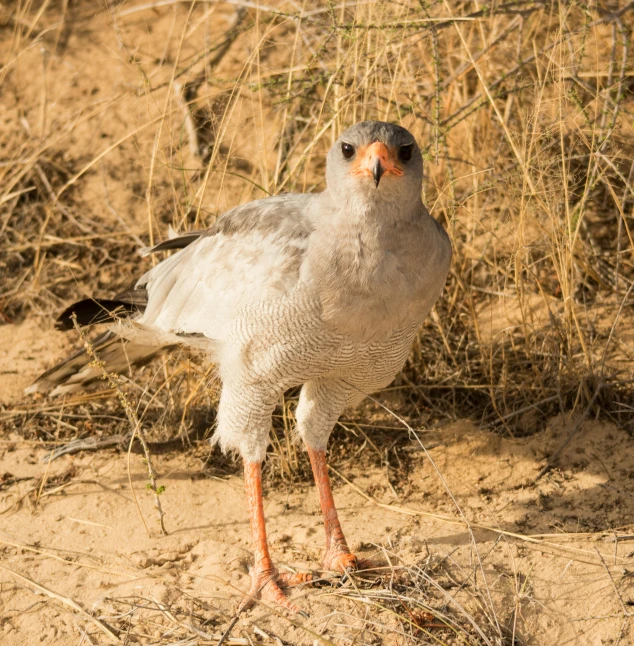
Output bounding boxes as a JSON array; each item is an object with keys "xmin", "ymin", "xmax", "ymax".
[{"xmin": 70, "ymin": 313, "xmax": 167, "ymax": 536}]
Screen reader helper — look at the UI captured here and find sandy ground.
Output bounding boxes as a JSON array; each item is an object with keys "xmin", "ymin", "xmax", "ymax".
[{"xmin": 1, "ymin": 323, "xmax": 634, "ymax": 645}]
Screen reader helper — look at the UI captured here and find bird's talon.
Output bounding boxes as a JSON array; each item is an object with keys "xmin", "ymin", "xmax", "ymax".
[
  {"xmin": 241, "ymin": 570, "xmax": 306, "ymax": 615},
  {"xmin": 322, "ymin": 550, "xmax": 359, "ymax": 574}
]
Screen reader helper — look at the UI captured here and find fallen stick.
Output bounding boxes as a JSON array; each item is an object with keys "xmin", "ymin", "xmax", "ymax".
[
  {"xmin": 42, "ymin": 434, "xmax": 131, "ymax": 462},
  {"xmin": 41, "ymin": 431, "xmax": 208, "ymax": 463}
]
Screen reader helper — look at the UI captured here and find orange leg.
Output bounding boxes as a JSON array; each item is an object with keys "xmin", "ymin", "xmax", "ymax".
[
  {"xmin": 307, "ymin": 448, "xmax": 358, "ymax": 573},
  {"xmin": 241, "ymin": 461, "xmax": 310, "ymax": 614}
]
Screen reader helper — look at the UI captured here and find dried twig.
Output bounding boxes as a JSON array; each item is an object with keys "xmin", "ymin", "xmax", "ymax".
[{"xmin": 70, "ymin": 314, "xmax": 167, "ymax": 536}]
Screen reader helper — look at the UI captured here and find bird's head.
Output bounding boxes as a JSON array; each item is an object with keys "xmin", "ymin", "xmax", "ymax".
[{"xmin": 326, "ymin": 121, "xmax": 423, "ymax": 208}]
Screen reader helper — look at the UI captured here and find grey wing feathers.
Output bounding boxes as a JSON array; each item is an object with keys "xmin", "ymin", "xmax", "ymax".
[
  {"xmin": 27, "ymin": 193, "xmax": 315, "ymax": 396},
  {"xmin": 136, "ymin": 194, "xmax": 315, "ymax": 338},
  {"xmin": 209, "ymin": 194, "xmax": 313, "ymax": 239}
]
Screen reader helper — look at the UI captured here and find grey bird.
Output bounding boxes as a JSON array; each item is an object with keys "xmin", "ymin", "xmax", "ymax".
[{"xmin": 28, "ymin": 121, "xmax": 452, "ymax": 613}]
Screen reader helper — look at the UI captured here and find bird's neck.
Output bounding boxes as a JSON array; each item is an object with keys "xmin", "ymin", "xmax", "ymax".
[
  {"xmin": 305, "ymin": 193, "xmax": 423, "ymax": 339},
  {"xmin": 313, "ymin": 190, "xmax": 421, "ymax": 266}
]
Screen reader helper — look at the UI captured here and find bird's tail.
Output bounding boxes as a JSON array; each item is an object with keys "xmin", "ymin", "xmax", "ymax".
[
  {"xmin": 25, "ymin": 329, "xmax": 163, "ymax": 397},
  {"xmin": 26, "ymin": 285, "xmax": 162, "ymax": 397},
  {"xmin": 27, "ymin": 229, "xmax": 205, "ymax": 397}
]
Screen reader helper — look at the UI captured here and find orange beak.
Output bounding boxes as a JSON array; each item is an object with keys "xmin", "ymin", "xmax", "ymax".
[{"xmin": 350, "ymin": 142, "xmax": 403, "ymax": 187}]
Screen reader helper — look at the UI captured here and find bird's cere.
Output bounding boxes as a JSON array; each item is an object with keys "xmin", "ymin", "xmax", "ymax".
[{"xmin": 351, "ymin": 141, "xmax": 403, "ymax": 187}]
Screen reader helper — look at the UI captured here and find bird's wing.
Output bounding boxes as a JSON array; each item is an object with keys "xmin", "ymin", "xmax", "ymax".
[
  {"xmin": 141, "ymin": 229, "xmax": 206, "ymax": 255},
  {"xmin": 135, "ymin": 194, "xmax": 315, "ymax": 342}
]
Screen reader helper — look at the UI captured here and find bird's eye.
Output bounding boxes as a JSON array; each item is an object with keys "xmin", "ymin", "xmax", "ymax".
[
  {"xmin": 398, "ymin": 144, "xmax": 414, "ymax": 163},
  {"xmin": 341, "ymin": 142, "xmax": 355, "ymax": 159}
]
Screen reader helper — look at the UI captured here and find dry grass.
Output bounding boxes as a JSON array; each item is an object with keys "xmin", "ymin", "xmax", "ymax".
[{"xmin": 2, "ymin": 0, "xmax": 634, "ymax": 644}]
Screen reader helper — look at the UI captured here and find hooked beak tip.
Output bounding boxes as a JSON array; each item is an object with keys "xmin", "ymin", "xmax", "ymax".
[{"xmin": 372, "ymin": 160, "xmax": 384, "ymax": 188}]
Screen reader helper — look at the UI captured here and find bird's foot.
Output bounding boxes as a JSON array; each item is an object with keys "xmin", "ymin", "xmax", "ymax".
[
  {"xmin": 322, "ymin": 548, "xmax": 358, "ymax": 574},
  {"xmin": 323, "ymin": 548, "xmax": 377, "ymax": 577},
  {"xmin": 240, "ymin": 567, "xmax": 312, "ymax": 615}
]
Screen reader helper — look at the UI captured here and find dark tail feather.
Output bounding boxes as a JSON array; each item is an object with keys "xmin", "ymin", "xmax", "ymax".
[
  {"xmin": 27, "ymin": 251, "xmax": 186, "ymax": 396},
  {"xmin": 55, "ymin": 287, "xmax": 149, "ymax": 331},
  {"xmin": 25, "ymin": 330, "xmax": 163, "ymax": 396},
  {"xmin": 55, "ymin": 298, "xmax": 140, "ymax": 330},
  {"xmin": 141, "ymin": 230, "xmax": 204, "ymax": 255}
]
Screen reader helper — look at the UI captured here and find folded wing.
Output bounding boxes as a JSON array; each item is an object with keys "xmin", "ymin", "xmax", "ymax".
[
  {"xmin": 27, "ymin": 193, "xmax": 316, "ymax": 394},
  {"xmin": 134, "ymin": 193, "xmax": 315, "ymax": 343}
]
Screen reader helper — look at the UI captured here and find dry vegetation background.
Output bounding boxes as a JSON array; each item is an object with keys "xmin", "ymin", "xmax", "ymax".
[{"xmin": 2, "ymin": 0, "xmax": 634, "ymax": 644}]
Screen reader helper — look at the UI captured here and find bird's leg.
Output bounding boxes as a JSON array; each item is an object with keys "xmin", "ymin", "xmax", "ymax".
[
  {"xmin": 241, "ymin": 461, "xmax": 310, "ymax": 614},
  {"xmin": 307, "ymin": 447, "xmax": 358, "ymax": 573}
]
